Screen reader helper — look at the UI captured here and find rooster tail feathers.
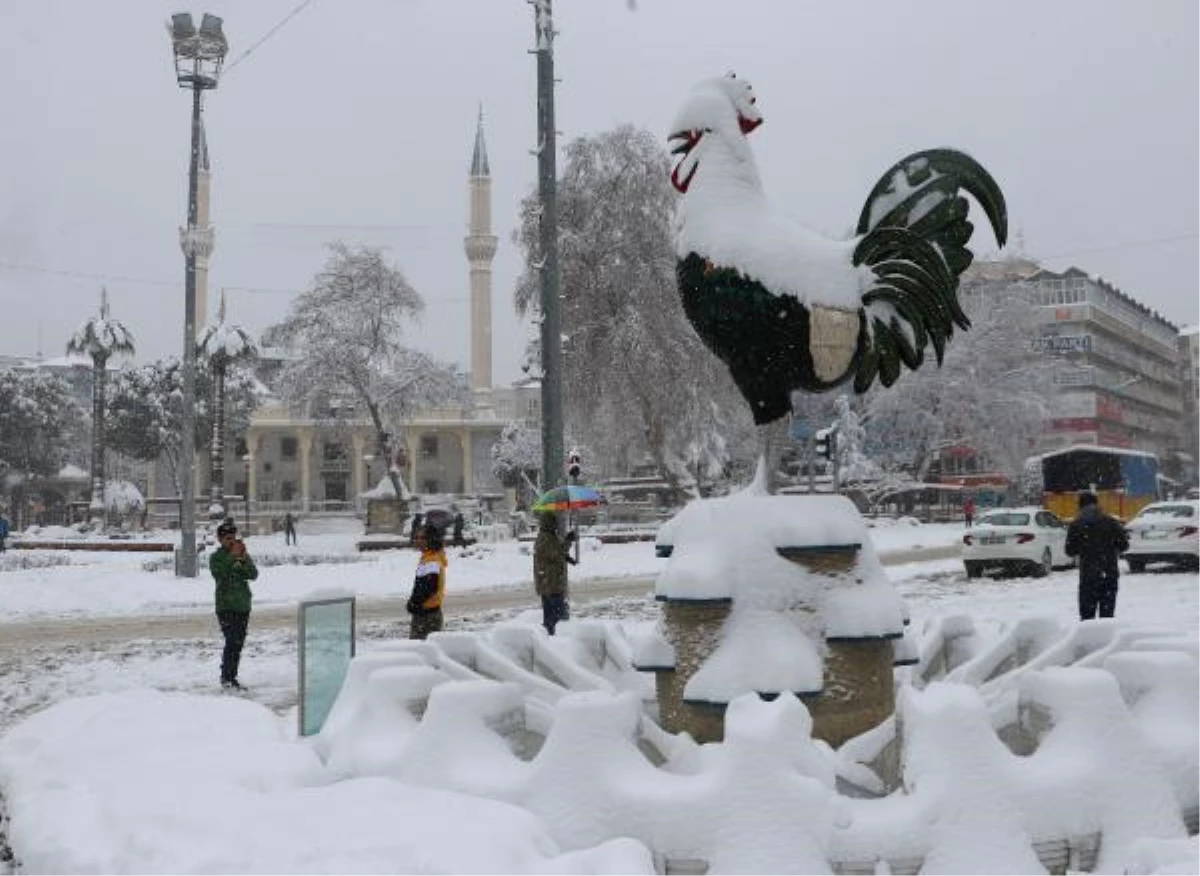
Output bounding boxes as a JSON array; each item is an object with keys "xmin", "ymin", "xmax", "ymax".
[
  {"xmin": 856, "ymin": 148, "xmax": 1008, "ymax": 252},
  {"xmin": 849, "ymin": 148, "xmax": 1006, "ymax": 394}
]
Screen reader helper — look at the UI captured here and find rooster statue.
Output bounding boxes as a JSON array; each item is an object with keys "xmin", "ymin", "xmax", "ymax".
[{"xmin": 670, "ymin": 73, "xmax": 1008, "ymax": 429}]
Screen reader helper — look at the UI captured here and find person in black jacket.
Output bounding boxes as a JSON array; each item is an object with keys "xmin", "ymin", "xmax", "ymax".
[{"xmin": 1064, "ymin": 491, "xmax": 1130, "ymax": 620}]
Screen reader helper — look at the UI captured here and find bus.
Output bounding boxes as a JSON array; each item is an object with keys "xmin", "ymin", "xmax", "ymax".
[{"xmin": 1039, "ymin": 445, "xmax": 1159, "ymax": 522}]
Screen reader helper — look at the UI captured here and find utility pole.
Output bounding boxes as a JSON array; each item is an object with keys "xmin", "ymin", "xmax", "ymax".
[
  {"xmin": 169, "ymin": 13, "xmax": 227, "ymax": 577},
  {"xmin": 532, "ymin": 0, "xmax": 564, "ymax": 493}
]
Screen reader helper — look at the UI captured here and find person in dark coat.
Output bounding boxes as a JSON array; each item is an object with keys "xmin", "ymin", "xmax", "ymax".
[
  {"xmin": 0, "ymin": 513, "xmax": 9, "ymax": 552},
  {"xmin": 209, "ymin": 519, "xmax": 259, "ymax": 689},
  {"xmin": 407, "ymin": 524, "xmax": 447, "ymax": 639},
  {"xmin": 1064, "ymin": 491, "xmax": 1130, "ymax": 620},
  {"xmin": 283, "ymin": 511, "xmax": 298, "ymax": 545},
  {"xmin": 533, "ymin": 511, "xmax": 577, "ymax": 635},
  {"xmin": 452, "ymin": 510, "xmax": 466, "ymax": 547}
]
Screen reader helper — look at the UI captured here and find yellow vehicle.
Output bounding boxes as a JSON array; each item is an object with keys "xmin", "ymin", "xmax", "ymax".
[{"xmin": 1039, "ymin": 445, "xmax": 1159, "ymax": 522}]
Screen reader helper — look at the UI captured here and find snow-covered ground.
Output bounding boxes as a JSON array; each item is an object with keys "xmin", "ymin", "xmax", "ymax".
[{"xmin": 1, "ymin": 518, "xmax": 1196, "ymax": 874}]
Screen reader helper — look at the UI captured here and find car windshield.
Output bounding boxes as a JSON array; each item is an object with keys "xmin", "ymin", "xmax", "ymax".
[
  {"xmin": 1137, "ymin": 505, "xmax": 1195, "ymax": 520},
  {"xmin": 980, "ymin": 513, "xmax": 1030, "ymax": 527}
]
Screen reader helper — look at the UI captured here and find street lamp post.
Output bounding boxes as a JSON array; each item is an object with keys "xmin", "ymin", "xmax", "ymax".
[
  {"xmin": 531, "ymin": 0, "xmax": 564, "ymax": 494},
  {"xmin": 241, "ymin": 453, "xmax": 251, "ymax": 532},
  {"xmin": 169, "ymin": 12, "xmax": 227, "ymax": 577}
]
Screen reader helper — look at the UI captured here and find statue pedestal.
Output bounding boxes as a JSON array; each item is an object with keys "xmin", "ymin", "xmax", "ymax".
[
  {"xmin": 653, "ymin": 599, "xmax": 732, "ymax": 744},
  {"xmin": 641, "ymin": 493, "xmax": 906, "ymax": 749},
  {"xmin": 365, "ymin": 497, "xmax": 409, "ymax": 535}
]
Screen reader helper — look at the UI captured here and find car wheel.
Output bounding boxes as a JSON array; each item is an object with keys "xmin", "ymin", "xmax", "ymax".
[
  {"xmin": 965, "ymin": 561, "xmax": 982, "ymax": 579},
  {"xmin": 1034, "ymin": 548, "xmax": 1051, "ymax": 578},
  {"xmin": 1127, "ymin": 557, "xmax": 1146, "ymax": 574}
]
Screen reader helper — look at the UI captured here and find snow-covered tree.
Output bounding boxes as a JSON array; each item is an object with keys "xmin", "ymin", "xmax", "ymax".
[
  {"xmin": 198, "ymin": 291, "xmax": 257, "ymax": 520},
  {"xmin": 491, "ymin": 421, "xmax": 542, "ymax": 505},
  {"xmin": 66, "ymin": 288, "xmax": 135, "ymax": 524},
  {"xmin": 262, "ymin": 242, "xmax": 467, "ymax": 502},
  {"xmin": 0, "ymin": 369, "xmax": 83, "ymax": 517},
  {"xmin": 103, "ymin": 480, "xmax": 145, "ymax": 529},
  {"xmin": 106, "ymin": 359, "xmax": 258, "ymax": 496},
  {"xmin": 832, "ymin": 394, "xmax": 882, "ymax": 486},
  {"xmin": 513, "ymin": 125, "xmax": 751, "ymax": 487}
]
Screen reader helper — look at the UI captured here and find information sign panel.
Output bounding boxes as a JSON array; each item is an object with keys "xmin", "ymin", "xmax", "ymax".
[{"xmin": 298, "ymin": 596, "xmax": 356, "ymax": 737}]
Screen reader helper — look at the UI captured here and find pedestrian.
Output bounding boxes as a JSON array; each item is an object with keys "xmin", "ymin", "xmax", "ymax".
[
  {"xmin": 452, "ymin": 510, "xmax": 466, "ymax": 547},
  {"xmin": 410, "ymin": 512, "xmax": 424, "ymax": 546},
  {"xmin": 406, "ymin": 524, "xmax": 447, "ymax": 639},
  {"xmin": 963, "ymin": 495, "xmax": 976, "ymax": 528},
  {"xmin": 1064, "ymin": 491, "xmax": 1130, "ymax": 621},
  {"xmin": 533, "ymin": 511, "xmax": 577, "ymax": 635},
  {"xmin": 0, "ymin": 512, "xmax": 8, "ymax": 552},
  {"xmin": 283, "ymin": 511, "xmax": 298, "ymax": 546},
  {"xmin": 209, "ymin": 519, "xmax": 258, "ymax": 689}
]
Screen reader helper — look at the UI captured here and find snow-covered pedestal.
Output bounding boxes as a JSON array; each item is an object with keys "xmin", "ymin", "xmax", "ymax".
[{"xmin": 638, "ymin": 483, "xmax": 907, "ymax": 747}]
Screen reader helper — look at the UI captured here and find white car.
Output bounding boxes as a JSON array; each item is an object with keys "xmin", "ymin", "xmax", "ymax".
[
  {"xmin": 1123, "ymin": 500, "xmax": 1200, "ymax": 572},
  {"xmin": 963, "ymin": 507, "xmax": 1073, "ymax": 579}
]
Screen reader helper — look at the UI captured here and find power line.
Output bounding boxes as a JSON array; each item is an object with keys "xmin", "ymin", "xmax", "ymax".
[{"xmin": 223, "ymin": 0, "xmax": 319, "ymax": 76}]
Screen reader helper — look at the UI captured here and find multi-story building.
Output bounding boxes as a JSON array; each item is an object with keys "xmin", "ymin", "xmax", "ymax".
[
  {"xmin": 1177, "ymin": 327, "xmax": 1199, "ymax": 485},
  {"xmin": 1023, "ymin": 266, "xmax": 1183, "ymax": 463},
  {"xmin": 960, "ymin": 261, "xmax": 1186, "ymax": 468}
]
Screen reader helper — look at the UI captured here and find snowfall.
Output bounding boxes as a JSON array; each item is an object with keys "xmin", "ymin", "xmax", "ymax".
[{"xmin": 0, "ymin": 498, "xmax": 1197, "ymax": 875}]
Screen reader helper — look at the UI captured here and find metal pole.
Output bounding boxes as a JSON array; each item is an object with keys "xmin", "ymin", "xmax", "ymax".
[
  {"xmin": 209, "ymin": 358, "xmax": 225, "ymax": 522},
  {"xmin": 178, "ymin": 82, "xmax": 202, "ymax": 578},
  {"xmin": 534, "ymin": 0, "xmax": 564, "ymax": 493}
]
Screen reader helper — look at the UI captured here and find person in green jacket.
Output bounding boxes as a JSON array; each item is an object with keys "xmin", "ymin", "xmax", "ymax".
[{"xmin": 210, "ymin": 519, "xmax": 258, "ymax": 689}]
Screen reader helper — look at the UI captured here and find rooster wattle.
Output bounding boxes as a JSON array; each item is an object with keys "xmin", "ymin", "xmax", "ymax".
[{"xmin": 670, "ymin": 73, "xmax": 1008, "ymax": 426}]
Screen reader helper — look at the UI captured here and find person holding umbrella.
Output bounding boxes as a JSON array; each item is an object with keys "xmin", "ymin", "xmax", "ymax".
[{"xmin": 534, "ymin": 511, "xmax": 577, "ymax": 635}]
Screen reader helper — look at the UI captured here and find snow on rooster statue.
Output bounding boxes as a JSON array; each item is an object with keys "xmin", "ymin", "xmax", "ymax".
[{"xmin": 670, "ymin": 72, "xmax": 1008, "ymax": 474}]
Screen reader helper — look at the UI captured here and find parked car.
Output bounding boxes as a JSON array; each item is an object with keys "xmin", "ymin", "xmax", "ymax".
[
  {"xmin": 962, "ymin": 507, "xmax": 1073, "ymax": 579},
  {"xmin": 1123, "ymin": 500, "xmax": 1200, "ymax": 572}
]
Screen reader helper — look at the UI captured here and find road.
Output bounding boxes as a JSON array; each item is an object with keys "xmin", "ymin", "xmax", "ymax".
[{"xmin": 0, "ymin": 545, "xmax": 958, "ymax": 654}]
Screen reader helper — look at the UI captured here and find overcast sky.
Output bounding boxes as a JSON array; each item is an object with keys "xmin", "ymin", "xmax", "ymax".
[{"xmin": 1, "ymin": 0, "xmax": 1196, "ymax": 383}]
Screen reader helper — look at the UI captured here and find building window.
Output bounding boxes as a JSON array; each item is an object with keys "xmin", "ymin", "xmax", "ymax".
[
  {"xmin": 281, "ymin": 481, "xmax": 295, "ymax": 501},
  {"xmin": 422, "ymin": 479, "xmax": 439, "ymax": 494},
  {"xmin": 281, "ymin": 437, "xmax": 298, "ymax": 460},
  {"xmin": 420, "ymin": 435, "xmax": 439, "ymax": 459},
  {"xmin": 323, "ymin": 442, "xmax": 346, "ymax": 461}
]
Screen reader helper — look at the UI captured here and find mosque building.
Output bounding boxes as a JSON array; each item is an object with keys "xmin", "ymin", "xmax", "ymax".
[{"xmin": 144, "ymin": 110, "xmax": 539, "ymax": 527}]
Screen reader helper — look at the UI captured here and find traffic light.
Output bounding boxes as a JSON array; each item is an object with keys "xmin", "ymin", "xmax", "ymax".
[
  {"xmin": 814, "ymin": 428, "xmax": 835, "ymax": 461},
  {"xmin": 566, "ymin": 450, "xmax": 582, "ymax": 481}
]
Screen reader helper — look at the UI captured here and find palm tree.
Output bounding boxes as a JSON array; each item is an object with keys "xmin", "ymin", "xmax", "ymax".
[
  {"xmin": 197, "ymin": 290, "xmax": 257, "ymax": 522},
  {"xmin": 67, "ymin": 287, "xmax": 135, "ymax": 526}
]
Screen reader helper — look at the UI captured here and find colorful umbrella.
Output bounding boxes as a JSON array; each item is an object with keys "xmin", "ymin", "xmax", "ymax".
[{"xmin": 532, "ymin": 484, "xmax": 603, "ymax": 512}]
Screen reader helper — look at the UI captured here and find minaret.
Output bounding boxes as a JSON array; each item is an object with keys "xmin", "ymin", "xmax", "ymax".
[
  {"xmin": 464, "ymin": 106, "xmax": 498, "ymax": 410},
  {"xmin": 194, "ymin": 118, "xmax": 213, "ymax": 333}
]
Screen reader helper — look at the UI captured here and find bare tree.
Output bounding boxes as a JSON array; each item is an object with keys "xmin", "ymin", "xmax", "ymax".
[
  {"xmin": 263, "ymin": 242, "xmax": 467, "ymax": 503},
  {"xmin": 513, "ymin": 125, "xmax": 751, "ymax": 487},
  {"xmin": 66, "ymin": 287, "xmax": 135, "ymax": 526}
]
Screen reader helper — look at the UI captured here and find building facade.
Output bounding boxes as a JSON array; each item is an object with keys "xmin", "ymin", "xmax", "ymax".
[
  {"xmin": 1023, "ymin": 266, "xmax": 1183, "ymax": 460},
  {"xmin": 959, "ymin": 261, "xmax": 1190, "ymax": 482}
]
